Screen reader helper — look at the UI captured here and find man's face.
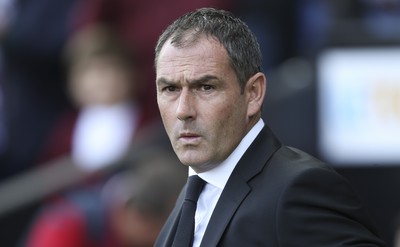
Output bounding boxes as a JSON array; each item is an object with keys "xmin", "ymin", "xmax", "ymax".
[{"xmin": 156, "ymin": 36, "xmax": 252, "ymax": 172}]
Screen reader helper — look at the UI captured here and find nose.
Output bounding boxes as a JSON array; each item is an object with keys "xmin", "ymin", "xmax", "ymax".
[{"xmin": 176, "ymin": 89, "xmax": 196, "ymax": 121}]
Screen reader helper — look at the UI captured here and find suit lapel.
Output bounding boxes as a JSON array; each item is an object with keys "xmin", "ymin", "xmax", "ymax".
[
  {"xmin": 200, "ymin": 125, "xmax": 281, "ymax": 246},
  {"xmin": 155, "ymin": 188, "xmax": 185, "ymax": 246},
  {"xmin": 199, "ymin": 171, "xmax": 250, "ymax": 247}
]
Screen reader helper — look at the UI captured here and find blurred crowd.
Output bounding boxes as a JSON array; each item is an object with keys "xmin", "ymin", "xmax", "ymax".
[{"xmin": 0, "ymin": 0, "xmax": 399, "ymax": 246}]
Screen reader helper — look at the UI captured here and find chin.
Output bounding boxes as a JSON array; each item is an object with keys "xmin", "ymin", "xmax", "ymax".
[{"xmin": 179, "ymin": 158, "xmax": 203, "ymax": 166}]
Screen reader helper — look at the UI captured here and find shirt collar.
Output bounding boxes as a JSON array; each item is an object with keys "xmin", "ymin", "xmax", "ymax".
[{"xmin": 189, "ymin": 118, "xmax": 265, "ymax": 189}]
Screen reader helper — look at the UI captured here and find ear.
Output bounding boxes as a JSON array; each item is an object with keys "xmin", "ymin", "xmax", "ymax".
[{"xmin": 245, "ymin": 72, "xmax": 266, "ymax": 118}]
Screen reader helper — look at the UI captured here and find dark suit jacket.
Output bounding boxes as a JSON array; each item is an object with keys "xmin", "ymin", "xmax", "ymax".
[{"xmin": 155, "ymin": 125, "xmax": 385, "ymax": 246}]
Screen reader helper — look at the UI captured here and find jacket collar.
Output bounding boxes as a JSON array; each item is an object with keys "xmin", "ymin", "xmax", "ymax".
[{"xmin": 200, "ymin": 125, "xmax": 282, "ymax": 246}]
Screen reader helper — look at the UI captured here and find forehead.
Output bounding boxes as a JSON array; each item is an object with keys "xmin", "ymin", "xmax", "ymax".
[{"xmin": 156, "ymin": 36, "xmax": 232, "ymax": 79}]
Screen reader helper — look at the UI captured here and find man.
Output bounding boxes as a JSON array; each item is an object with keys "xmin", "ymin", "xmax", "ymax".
[{"xmin": 154, "ymin": 7, "xmax": 385, "ymax": 247}]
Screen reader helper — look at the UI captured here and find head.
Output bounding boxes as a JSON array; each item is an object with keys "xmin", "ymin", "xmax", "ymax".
[
  {"xmin": 155, "ymin": 8, "xmax": 266, "ymax": 172},
  {"xmin": 65, "ymin": 24, "xmax": 140, "ymax": 107},
  {"xmin": 106, "ymin": 152, "xmax": 186, "ymax": 247},
  {"xmin": 155, "ymin": 8, "xmax": 262, "ymax": 92}
]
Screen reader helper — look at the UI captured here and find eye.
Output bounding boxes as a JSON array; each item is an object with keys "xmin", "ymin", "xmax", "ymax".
[
  {"xmin": 163, "ymin": 85, "xmax": 179, "ymax": 92},
  {"xmin": 200, "ymin": 84, "xmax": 214, "ymax": 91}
]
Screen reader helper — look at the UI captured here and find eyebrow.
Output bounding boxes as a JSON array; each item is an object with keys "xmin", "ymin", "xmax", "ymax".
[
  {"xmin": 156, "ymin": 75, "xmax": 220, "ymax": 86},
  {"xmin": 156, "ymin": 77, "xmax": 173, "ymax": 86},
  {"xmin": 189, "ymin": 75, "xmax": 220, "ymax": 85}
]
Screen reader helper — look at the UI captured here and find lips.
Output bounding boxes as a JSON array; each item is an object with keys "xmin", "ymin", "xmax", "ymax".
[
  {"xmin": 180, "ymin": 132, "xmax": 199, "ymax": 138},
  {"xmin": 178, "ymin": 132, "xmax": 201, "ymax": 144}
]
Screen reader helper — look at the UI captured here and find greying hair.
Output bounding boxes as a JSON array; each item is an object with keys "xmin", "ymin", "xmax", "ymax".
[{"xmin": 154, "ymin": 7, "xmax": 262, "ymax": 92}]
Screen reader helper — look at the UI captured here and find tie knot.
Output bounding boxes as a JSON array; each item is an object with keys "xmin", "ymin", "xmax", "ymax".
[{"xmin": 185, "ymin": 175, "xmax": 205, "ymax": 202}]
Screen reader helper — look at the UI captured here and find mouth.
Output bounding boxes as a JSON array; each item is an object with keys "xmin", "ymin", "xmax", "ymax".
[{"xmin": 178, "ymin": 132, "xmax": 201, "ymax": 144}]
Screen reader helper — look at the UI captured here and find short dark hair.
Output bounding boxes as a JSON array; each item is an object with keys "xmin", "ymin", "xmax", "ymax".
[{"xmin": 154, "ymin": 7, "xmax": 262, "ymax": 91}]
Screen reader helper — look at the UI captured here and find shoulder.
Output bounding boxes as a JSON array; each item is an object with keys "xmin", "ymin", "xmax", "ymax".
[
  {"xmin": 267, "ymin": 146, "xmax": 384, "ymax": 246},
  {"xmin": 267, "ymin": 145, "xmax": 360, "ymax": 209},
  {"xmin": 266, "ymin": 146, "xmax": 339, "ymax": 184}
]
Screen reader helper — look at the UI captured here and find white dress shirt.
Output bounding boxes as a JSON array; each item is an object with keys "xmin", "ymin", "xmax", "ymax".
[{"xmin": 188, "ymin": 118, "xmax": 265, "ymax": 247}]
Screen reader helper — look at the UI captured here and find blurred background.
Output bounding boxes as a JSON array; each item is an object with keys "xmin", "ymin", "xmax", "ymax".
[{"xmin": 0, "ymin": 0, "xmax": 400, "ymax": 246}]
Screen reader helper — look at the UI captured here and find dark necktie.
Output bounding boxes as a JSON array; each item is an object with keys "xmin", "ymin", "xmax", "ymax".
[{"xmin": 172, "ymin": 175, "xmax": 206, "ymax": 247}]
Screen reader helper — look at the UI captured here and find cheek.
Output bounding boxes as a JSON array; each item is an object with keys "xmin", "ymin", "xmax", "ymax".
[
  {"xmin": 209, "ymin": 100, "xmax": 245, "ymax": 138},
  {"xmin": 158, "ymin": 102, "xmax": 175, "ymax": 131},
  {"xmin": 157, "ymin": 98, "xmax": 167, "ymax": 118}
]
